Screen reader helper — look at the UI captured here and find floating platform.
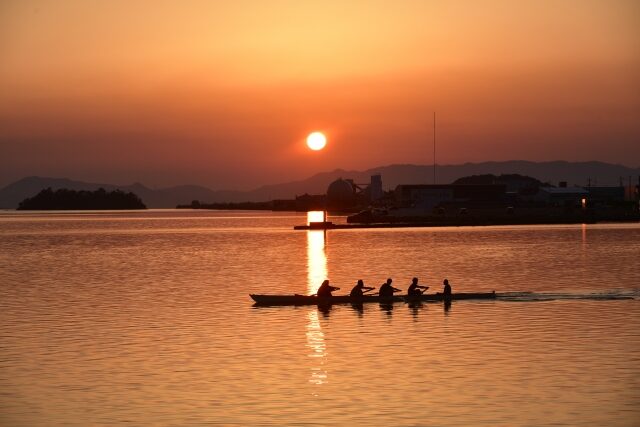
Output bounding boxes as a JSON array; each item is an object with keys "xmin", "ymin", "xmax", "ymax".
[
  {"xmin": 292, "ymin": 217, "xmax": 640, "ymax": 230},
  {"xmin": 293, "ymin": 221, "xmax": 457, "ymax": 230}
]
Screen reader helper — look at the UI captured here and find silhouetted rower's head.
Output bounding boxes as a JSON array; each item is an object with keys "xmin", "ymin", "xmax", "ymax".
[
  {"xmin": 357, "ymin": 279, "xmax": 364, "ymax": 286},
  {"xmin": 412, "ymin": 277, "xmax": 418, "ymax": 284}
]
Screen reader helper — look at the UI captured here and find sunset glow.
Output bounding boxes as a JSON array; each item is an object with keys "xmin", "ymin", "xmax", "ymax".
[{"xmin": 0, "ymin": 1, "xmax": 638, "ymax": 189}]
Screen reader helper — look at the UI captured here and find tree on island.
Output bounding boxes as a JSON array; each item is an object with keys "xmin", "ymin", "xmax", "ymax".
[{"xmin": 17, "ymin": 188, "xmax": 146, "ymax": 210}]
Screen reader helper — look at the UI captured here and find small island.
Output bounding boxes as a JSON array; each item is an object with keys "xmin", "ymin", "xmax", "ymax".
[{"xmin": 17, "ymin": 188, "xmax": 146, "ymax": 210}]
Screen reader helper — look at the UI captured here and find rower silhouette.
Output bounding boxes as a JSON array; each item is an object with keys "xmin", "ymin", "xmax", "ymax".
[
  {"xmin": 443, "ymin": 279, "xmax": 452, "ymax": 298},
  {"xmin": 350, "ymin": 279, "xmax": 375, "ymax": 297},
  {"xmin": 316, "ymin": 279, "xmax": 339, "ymax": 298},
  {"xmin": 407, "ymin": 277, "xmax": 429, "ymax": 296},
  {"xmin": 379, "ymin": 278, "xmax": 401, "ymax": 297}
]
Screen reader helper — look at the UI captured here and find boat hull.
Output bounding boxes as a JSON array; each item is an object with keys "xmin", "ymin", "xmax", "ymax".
[{"xmin": 250, "ymin": 292, "xmax": 496, "ymax": 306}]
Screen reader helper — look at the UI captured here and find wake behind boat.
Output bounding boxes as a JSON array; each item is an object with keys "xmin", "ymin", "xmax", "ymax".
[{"xmin": 250, "ymin": 292, "xmax": 496, "ymax": 306}]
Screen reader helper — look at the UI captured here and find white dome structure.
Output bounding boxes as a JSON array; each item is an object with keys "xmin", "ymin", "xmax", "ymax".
[{"xmin": 327, "ymin": 178, "xmax": 354, "ymax": 202}]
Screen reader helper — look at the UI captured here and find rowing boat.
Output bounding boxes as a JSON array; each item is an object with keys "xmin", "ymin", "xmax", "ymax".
[{"xmin": 250, "ymin": 292, "xmax": 496, "ymax": 306}]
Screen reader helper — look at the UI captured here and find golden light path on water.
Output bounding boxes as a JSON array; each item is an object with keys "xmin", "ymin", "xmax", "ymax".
[
  {"xmin": 306, "ymin": 211, "xmax": 327, "ymax": 295},
  {"xmin": 305, "ymin": 211, "xmax": 328, "ymax": 388}
]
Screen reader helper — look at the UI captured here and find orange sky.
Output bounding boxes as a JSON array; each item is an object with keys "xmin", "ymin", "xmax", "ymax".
[{"xmin": 1, "ymin": 0, "xmax": 639, "ymax": 189}]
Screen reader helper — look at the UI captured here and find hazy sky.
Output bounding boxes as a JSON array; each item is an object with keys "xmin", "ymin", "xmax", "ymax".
[{"xmin": 1, "ymin": 0, "xmax": 639, "ymax": 189}]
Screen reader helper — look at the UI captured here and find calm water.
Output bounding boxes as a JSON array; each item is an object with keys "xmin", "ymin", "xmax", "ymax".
[{"xmin": 1, "ymin": 210, "xmax": 639, "ymax": 426}]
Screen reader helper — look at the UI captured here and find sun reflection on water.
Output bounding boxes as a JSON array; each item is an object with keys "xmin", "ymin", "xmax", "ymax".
[
  {"xmin": 306, "ymin": 211, "xmax": 328, "ymax": 388},
  {"xmin": 306, "ymin": 212, "xmax": 327, "ymax": 295},
  {"xmin": 307, "ymin": 210, "xmax": 325, "ymax": 224},
  {"xmin": 306, "ymin": 310, "xmax": 328, "ymax": 387}
]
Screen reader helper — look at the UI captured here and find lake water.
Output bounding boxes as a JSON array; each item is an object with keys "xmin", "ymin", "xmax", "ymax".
[{"xmin": 1, "ymin": 210, "xmax": 639, "ymax": 426}]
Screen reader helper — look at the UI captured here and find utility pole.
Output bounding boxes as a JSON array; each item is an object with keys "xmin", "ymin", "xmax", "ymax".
[{"xmin": 433, "ymin": 112, "xmax": 436, "ymax": 185}]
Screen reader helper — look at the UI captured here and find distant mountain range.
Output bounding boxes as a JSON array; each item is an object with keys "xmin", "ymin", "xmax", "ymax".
[{"xmin": 1, "ymin": 161, "xmax": 638, "ymax": 209}]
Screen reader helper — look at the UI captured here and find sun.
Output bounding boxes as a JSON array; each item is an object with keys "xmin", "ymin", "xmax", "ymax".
[{"xmin": 306, "ymin": 131, "xmax": 327, "ymax": 151}]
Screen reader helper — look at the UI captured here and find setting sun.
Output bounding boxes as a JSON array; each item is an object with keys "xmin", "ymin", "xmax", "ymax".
[{"xmin": 306, "ymin": 132, "xmax": 327, "ymax": 151}]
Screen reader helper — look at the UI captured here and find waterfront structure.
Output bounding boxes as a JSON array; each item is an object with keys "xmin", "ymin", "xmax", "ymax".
[
  {"xmin": 394, "ymin": 184, "xmax": 506, "ymax": 214},
  {"xmin": 326, "ymin": 178, "xmax": 356, "ymax": 209},
  {"xmin": 327, "ymin": 178, "xmax": 356, "ymax": 204},
  {"xmin": 534, "ymin": 187, "xmax": 589, "ymax": 206}
]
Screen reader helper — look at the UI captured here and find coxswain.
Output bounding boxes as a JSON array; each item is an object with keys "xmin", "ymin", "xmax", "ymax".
[
  {"xmin": 407, "ymin": 277, "xmax": 429, "ymax": 296},
  {"xmin": 350, "ymin": 279, "xmax": 375, "ymax": 297},
  {"xmin": 316, "ymin": 279, "xmax": 339, "ymax": 298},
  {"xmin": 378, "ymin": 278, "xmax": 401, "ymax": 297},
  {"xmin": 442, "ymin": 279, "xmax": 452, "ymax": 297}
]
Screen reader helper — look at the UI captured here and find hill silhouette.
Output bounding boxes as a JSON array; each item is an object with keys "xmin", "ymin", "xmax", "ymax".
[
  {"xmin": 17, "ymin": 188, "xmax": 146, "ymax": 210},
  {"xmin": 0, "ymin": 177, "xmax": 220, "ymax": 209},
  {"xmin": 1, "ymin": 161, "xmax": 638, "ymax": 208}
]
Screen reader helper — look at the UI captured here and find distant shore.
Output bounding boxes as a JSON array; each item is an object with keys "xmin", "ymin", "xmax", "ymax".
[{"xmin": 17, "ymin": 188, "xmax": 146, "ymax": 210}]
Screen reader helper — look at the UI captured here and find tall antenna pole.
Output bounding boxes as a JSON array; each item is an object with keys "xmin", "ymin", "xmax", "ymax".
[{"xmin": 433, "ymin": 112, "xmax": 436, "ymax": 185}]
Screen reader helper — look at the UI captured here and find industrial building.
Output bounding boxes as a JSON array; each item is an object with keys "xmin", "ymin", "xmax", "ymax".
[
  {"xmin": 325, "ymin": 174, "xmax": 384, "ymax": 209},
  {"xmin": 393, "ymin": 184, "xmax": 507, "ymax": 215}
]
